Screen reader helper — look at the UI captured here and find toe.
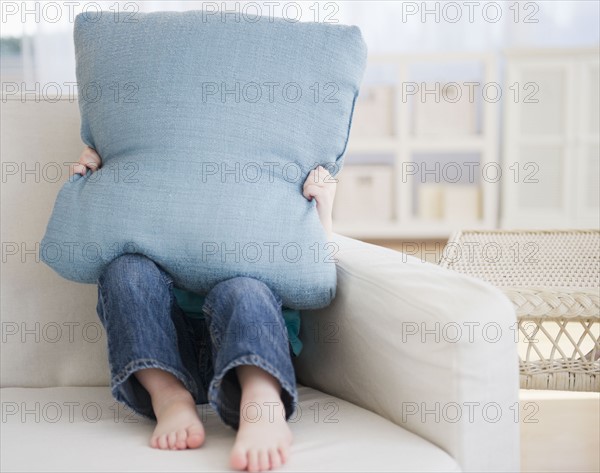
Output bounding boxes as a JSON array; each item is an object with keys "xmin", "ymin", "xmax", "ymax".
[
  {"xmin": 278, "ymin": 444, "xmax": 289, "ymax": 464},
  {"xmin": 175, "ymin": 429, "xmax": 187, "ymax": 450},
  {"xmin": 186, "ymin": 424, "xmax": 205, "ymax": 449},
  {"xmin": 258, "ymin": 449, "xmax": 270, "ymax": 471},
  {"xmin": 248, "ymin": 449, "xmax": 259, "ymax": 472},
  {"xmin": 158, "ymin": 434, "xmax": 169, "ymax": 450},
  {"xmin": 167, "ymin": 431, "xmax": 177, "ymax": 449},
  {"xmin": 150, "ymin": 435, "xmax": 158, "ymax": 449},
  {"xmin": 230, "ymin": 446, "xmax": 248, "ymax": 471},
  {"xmin": 269, "ymin": 448, "xmax": 281, "ymax": 469}
]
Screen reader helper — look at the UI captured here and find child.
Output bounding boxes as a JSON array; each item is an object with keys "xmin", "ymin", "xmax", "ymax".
[{"xmin": 71, "ymin": 146, "xmax": 336, "ymax": 472}]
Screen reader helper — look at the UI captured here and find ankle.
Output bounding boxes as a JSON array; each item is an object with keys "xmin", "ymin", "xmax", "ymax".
[
  {"xmin": 135, "ymin": 368, "xmax": 188, "ymax": 398},
  {"xmin": 151, "ymin": 386, "xmax": 194, "ymax": 415},
  {"xmin": 243, "ymin": 381, "xmax": 282, "ymax": 400},
  {"xmin": 240, "ymin": 388, "xmax": 284, "ymax": 421}
]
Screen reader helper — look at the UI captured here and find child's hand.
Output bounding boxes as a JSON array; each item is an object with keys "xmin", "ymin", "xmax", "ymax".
[
  {"xmin": 303, "ymin": 166, "xmax": 336, "ymax": 238},
  {"xmin": 69, "ymin": 146, "xmax": 102, "ymax": 177}
]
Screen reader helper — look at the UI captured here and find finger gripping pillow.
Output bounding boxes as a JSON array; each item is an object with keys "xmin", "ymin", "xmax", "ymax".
[{"xmin": 40, "ymin": 11, "xmax": 367, "ymax": 309}]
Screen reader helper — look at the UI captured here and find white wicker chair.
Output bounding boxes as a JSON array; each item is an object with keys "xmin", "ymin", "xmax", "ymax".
[{"xmin": 440, "ymin": 230, "xmax": 600, "ymax": 392}]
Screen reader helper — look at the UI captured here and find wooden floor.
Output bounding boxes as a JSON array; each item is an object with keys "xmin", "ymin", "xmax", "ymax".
[
  {"xmin": 520, "ymin": 390, "xmax": 600, "ymax": 472},
  {"xmin": 364, "ymin": 238, "xmax": 448, "ymax": 264}
]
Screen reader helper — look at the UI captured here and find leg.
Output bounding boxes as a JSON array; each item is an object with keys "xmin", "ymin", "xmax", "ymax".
[
  {"xmin": 233, "ymin": 365, "xmax": 292, "ymax": 472},
  {"xmin": 135, "ymin": 368, "xmax": 204, "ymax": 449},
  {"xmin": 203, "ymin": 277, "xmax": 297, "ymax": 472},
  {"xmin": 96, "ymin": 253, "xmax": 210, "ymax": 449}
]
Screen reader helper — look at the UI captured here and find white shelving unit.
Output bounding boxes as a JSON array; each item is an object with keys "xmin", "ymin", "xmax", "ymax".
[
  {"xmin": 501, "ymin": 47, "xmax": 600, "ymax": 230},
  {"xmin": 333, "ymin": 52, "xmax": 499, "ymax": 239}
]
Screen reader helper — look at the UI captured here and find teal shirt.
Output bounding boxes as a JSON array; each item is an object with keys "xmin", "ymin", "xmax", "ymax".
[{"xmin": 172, "ymin": 287, "xmax": 303, "ymax": 356}]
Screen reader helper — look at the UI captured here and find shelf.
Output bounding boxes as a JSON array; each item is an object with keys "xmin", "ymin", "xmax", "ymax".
[
  {"xmin": 339, "ymin": 52, "xmax": 500, "ymax": 239},
  {"xmin": 332, "ymin": 221, "xmax": 490, "ymax": 240},
  {"xmin": 516, "ymin": 136, "xmax": 567, "ymax": 146},
  {"xmin": 368, "ymin": 52, "xmax": 496, "ymax": 63},
  {"xmin": 346, "ymin": 137, "xmax": 488, "ymax": 154},
  {"xmin": 346, "ymin": 137, "xmax": 398, "ymax": 153},
  {"xmin": 504, "ymin": 47, "xmax": 600, "ymax": 58},
  {"xmin": 408, "ymin": 137, "xmax": 486, "ymax": 152}
]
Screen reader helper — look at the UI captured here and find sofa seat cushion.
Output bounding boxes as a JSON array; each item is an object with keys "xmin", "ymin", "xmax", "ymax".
[{"xmin": 0, "ymin": 385, "xmax": 460, "ymax": 472}]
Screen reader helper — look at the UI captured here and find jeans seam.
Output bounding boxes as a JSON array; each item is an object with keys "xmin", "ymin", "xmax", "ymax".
[
  {"xmin": 157, "ymin": 267, "xmax": 174, "ymax": 291},
  {"xmin": 202, "ymin": 302, "xmax": 221, "ymax": 347},
  {"xmin": 202, "ymin": 301, "xmax": 213, "ymax": 317},
  {"xmin": 271, "ymin": 289, "xmax": 283, "ymax": 308},
  {"xmin": 96, "ymin": 279, "xmax": 114, "ymax": 360}
]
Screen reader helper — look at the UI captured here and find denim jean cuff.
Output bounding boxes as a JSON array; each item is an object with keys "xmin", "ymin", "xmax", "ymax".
[
  {"xmin": 111, "ymin": 358, "xmax": 201, "ymax": 421},
  {"xmin": 208, "ymin": 354, "xmax": 298, "ymax": 430}
]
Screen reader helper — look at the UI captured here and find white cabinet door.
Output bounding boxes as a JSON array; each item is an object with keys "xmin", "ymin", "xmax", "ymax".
[
  {"xmin": 502, "ymin": 49, "xmax": 599, "ymax": 229},
  {"xmin": 575, "ymin": 60, "xmax": 600, "ymax": 228}
]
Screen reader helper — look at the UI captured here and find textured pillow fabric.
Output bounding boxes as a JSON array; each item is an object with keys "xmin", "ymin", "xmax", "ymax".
[{"xmin": 40, "ymin": 11, "xmax": 367, "ymax": 309}]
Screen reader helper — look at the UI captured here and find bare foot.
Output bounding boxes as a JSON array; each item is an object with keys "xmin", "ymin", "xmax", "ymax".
[
  {"xmin": 134, "ymin": 368, "xmax": 205, "ymax": 451},
  {"xmin": 150, "ymin": 389, "xmax": 205, "ymax": 450},
  {"xmin": 230, "ymin": 366, "xmax": 293, "ymax": 472}
]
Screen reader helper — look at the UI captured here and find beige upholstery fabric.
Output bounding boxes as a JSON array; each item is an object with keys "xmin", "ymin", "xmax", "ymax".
[
  {"xmin": 1, "ymin": 98, "xmax": 520, "ymax": 472},
  {"xmin": 0, "ymin": 386, "xmax": 460, "ymax": 472},
  {"xmin": 1, "ymin": 99, "xmax": 109, "ymax": 388},
  {"xmin": 295, "ymin": 235, "xmax": 520, "ymax": 472}
]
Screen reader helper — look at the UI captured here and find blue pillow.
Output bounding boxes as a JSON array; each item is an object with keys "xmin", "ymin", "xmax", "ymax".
[{"xmin": 40, "ymin": 11, "xmax": 367, "ymax": 309}]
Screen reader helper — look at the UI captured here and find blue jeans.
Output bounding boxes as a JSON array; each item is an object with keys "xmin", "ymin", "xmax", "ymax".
[{"xmin": 95, "ymin": 253, "xmax": 298, "ymax": 430}]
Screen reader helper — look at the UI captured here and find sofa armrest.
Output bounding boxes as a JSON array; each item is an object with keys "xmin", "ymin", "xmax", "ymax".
[{"xmin": 294, "ymin": 235, "xmax": 520, "ymax": 473}]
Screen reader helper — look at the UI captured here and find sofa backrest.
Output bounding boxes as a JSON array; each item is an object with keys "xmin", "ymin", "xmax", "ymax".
[{"xmin": 1, "ymin": 98, "xmax": 110, "ymax": 387}]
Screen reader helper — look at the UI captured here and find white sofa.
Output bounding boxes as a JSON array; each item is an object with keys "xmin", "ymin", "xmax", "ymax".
[{"xmin": 0, "ymin": 98, "xmax": 520, "ymax": 472}]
